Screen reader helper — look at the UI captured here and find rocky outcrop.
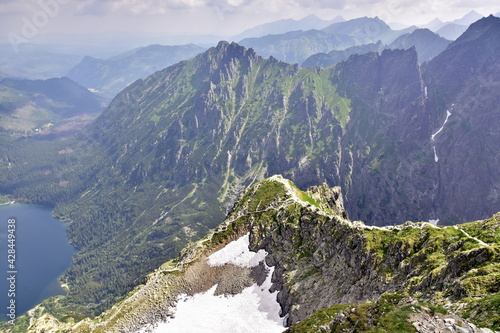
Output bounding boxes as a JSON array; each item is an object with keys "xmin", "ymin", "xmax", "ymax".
[
  {"xmin": 410, "ymin": 313, "xmax": 496, "ymax": 333},
  {"xmin": 238, "ymin": 178, "xmax": 500, "ymax": 328}
]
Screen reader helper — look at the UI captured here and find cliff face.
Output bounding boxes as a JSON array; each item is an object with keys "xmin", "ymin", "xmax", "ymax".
[
  {"xmin": 335, "ymin": 47, "xmax": 437, "ymax": 224},
  {"xmin": 335, "ymin": 15, "xmax": 500, "ymax": 225},
  {"xmin": 242, "ymin": 177, "xmax": 499, "ymax": 329},
  {"xmin": 17, "ymin": 176, "xmax": 499, "ymax": 332},
  {"xmin": 422, "ymin": 15, "xmax": 500, "ymax": 224}
]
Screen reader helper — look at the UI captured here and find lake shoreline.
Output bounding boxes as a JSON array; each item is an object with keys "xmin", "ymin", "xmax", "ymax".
[{"xmin": 0, "ymin": 203, "xmax": 75, "ymax": 321}]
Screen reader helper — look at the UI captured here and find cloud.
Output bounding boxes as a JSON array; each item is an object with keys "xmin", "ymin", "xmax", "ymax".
[
  {"xmin": 0, "ymin": 0, "xmax": 36, "ymax": 15},
  {"xmin": 2, "ymin": 0, "xmax": 498, "ymax": 39},
  {"xmin": 74, "ymin": 0, "xmax": 208, "ymax": 16},
  {"xmin": 293, "ymin": 0, "xmax": 347, "ymax": 10},
  {"xmin": 74, "ymin": 0, "xmax": 351, "ymax": 18}
]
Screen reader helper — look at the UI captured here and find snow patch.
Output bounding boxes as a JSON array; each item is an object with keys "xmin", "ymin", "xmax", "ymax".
[
  {"xmin": 138, "ymin": 234, "xmax": 286, "ymax": 333},
  {"xmin": 431, "ymin": 110, "xmax": 452, "ymax": 162},
  {"xmin": 88, "ymin": 88, "xmax": 101, "ymax": 94},
  {"xmin": 431, "ymin": 110, "xmax": 452, "ymax": 141},
  {"xmin": 433, "ymin": 146, "xmax": 439, "ymax": 163},
  {"xmin": 429, "ymin": 219, "xmax": 439, "ymax": 225},
  {"xmin": 143, "ymin": 273, "xmax": 286, "ymax": 333},
  {"xmin": 207, "ymin": 234, "xmax": 267, "ymax": 268}
]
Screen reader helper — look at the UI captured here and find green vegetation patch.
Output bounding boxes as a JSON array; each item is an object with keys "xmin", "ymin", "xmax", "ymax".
[
  {"xmin": 460, "ymin": 212, "xmax": 500, "ymax": 244},
  {"xmin": 462, "ymin": 294, "xmax": 500, "ymax": 330},
  {"xmin": 247, "ymin": 179, "xmax": 287, "ymax": 212},
  {"xmin": 361, "ymin": 220, "xmax": 500, "ymax": 300},
  {"xmin": 287, "ymin": 180, "xmax": 320, "ymax": 208},
  {"xmin": 287, "ymin": 293, "xmax": 419, "ymax": 333},
  {"xmin": 0, "ymin": 194, "xmax": 10, "ymax": 204},
  {"xmin": 150, "ymin": 114, "xmax": 161, "ymax": 123}
]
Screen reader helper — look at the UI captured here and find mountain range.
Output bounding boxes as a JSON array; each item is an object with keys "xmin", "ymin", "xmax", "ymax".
[
  {"xmin": 238, "ymin": 11, "xmax": 485, "ymax": 67},
  {"xmin": 422, "ymin": 10, "xmax": 484, "ymax": 40},
  {"xmin": 302, "ymin": 41, "xmax": 386, "ymax": 68},
  {"xmin": 0, "ymin": 14, "xmax": 499, "ymax": 333},
  {"xmin": 238, "ymin": 16, "xmax": 416, "ymax": 65},
  {"xmin": 303, "ymin": 28, "xmax": 451, "ymax": 67},
  {"xmin": 234, "ymin": 14, "xmax": 345, "ymax": 40}
]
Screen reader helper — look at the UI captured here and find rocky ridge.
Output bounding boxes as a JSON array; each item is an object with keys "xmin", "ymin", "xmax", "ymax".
[{"xmin": 15, "ymin": 176, "xmax": 500, "ymax": 332}]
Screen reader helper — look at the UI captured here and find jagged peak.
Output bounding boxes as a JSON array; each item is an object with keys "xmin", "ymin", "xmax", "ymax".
[
  {"xmin": 211, "ymin": 40, "xmax": 258, "ymax": 61},
  {"xmin": 453, "ymin": 14, "xmax": 500, "ymax": 44}
]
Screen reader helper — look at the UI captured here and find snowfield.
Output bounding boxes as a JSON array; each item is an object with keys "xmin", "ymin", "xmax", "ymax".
[
  {"xmin": 140, "ymin": 234, "xmax": 286, "ymax": 333},
  {"xmin": 207, "ymin": 233, "xmax": 267, "ymax": 268}
]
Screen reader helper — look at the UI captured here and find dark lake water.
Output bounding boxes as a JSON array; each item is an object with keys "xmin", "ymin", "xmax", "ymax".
[{"xmin": 0, "ymin": 204, "xmax": 75, "ymax": 321}]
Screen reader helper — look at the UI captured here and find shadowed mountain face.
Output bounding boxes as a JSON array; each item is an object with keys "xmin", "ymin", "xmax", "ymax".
[
  {"xmin": 335, "ymin": 16, "xmax": 500, "ymax": 225},
  {"xmin": 303, "ymin": 29, "xmax": 450, "ymax": 68},
  {"xmin": 422, "ymin": 15, "xmax": 500, "ymax": 224},
  {"xmin": 1, "ymin": 16, "xmax": 499, "ymax": 316}
]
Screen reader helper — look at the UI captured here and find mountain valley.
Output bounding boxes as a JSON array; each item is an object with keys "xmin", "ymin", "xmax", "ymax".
[{"xmin": 0, "ymin": 13, "xmax": 499, "ymax": 333}]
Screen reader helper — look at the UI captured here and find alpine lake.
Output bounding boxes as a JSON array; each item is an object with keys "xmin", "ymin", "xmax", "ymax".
[{"xmin": 0, "ymin": 203, "xmax": 75, "ymax": 321}]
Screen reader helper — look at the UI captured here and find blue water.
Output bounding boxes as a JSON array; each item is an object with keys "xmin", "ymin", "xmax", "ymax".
[{"xmin": 0, "ymin": 204, "xmax": 75, "ymax": 321}]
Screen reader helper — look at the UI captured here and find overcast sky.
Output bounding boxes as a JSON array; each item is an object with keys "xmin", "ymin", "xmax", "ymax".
[{"xmin": 1, "ymin": 0, "xmax": 499, "ymax": 47}]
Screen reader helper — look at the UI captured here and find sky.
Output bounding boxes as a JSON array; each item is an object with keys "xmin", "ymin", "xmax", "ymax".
[{"xmin": 0, "ymin": 0, "xmax": 499, "ymax": 49}]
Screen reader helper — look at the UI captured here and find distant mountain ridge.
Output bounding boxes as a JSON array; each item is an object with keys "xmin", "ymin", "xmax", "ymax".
[
  {"xmin": 234, "ymin": 14, "xmax": 345, "ymax": 40},
  {"xmin": 302, "ymin": 41, "xmax": 385, "ymax": 68},
  {"xmin": 421, "ymin": 10, "xmax": 484, "ymax": 40},
  {"xmin": 388, "ymin": 28, "xmax": 451, "ymax": 62},
  {"xmin": 67, "ymin": 43, "xmax": 206, "ymax": 98},
  {"xmin": 436, "ymin": 23, "xmax": 469, "ymax": 40},
  {"xmin": 321, "ymin": 16, "xmax": 397, "ymax": 44},
  {"xmin": 239, "ymin": 16, "xmax": 415, "ymax": 65},
  {"xmin": 421, "ymin": 10, "xmax": 483, "ymax": 31},
  {"xmin": 238, "ymin": 29, "xmax": 354, "ymax": 65},
  {"xmin": 0, "ymin": 77, "xmax": 105, "ymax": 135},
  {"xmin": 0, "ymin": 45, "xmax": 82, "ymax": 80}
]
